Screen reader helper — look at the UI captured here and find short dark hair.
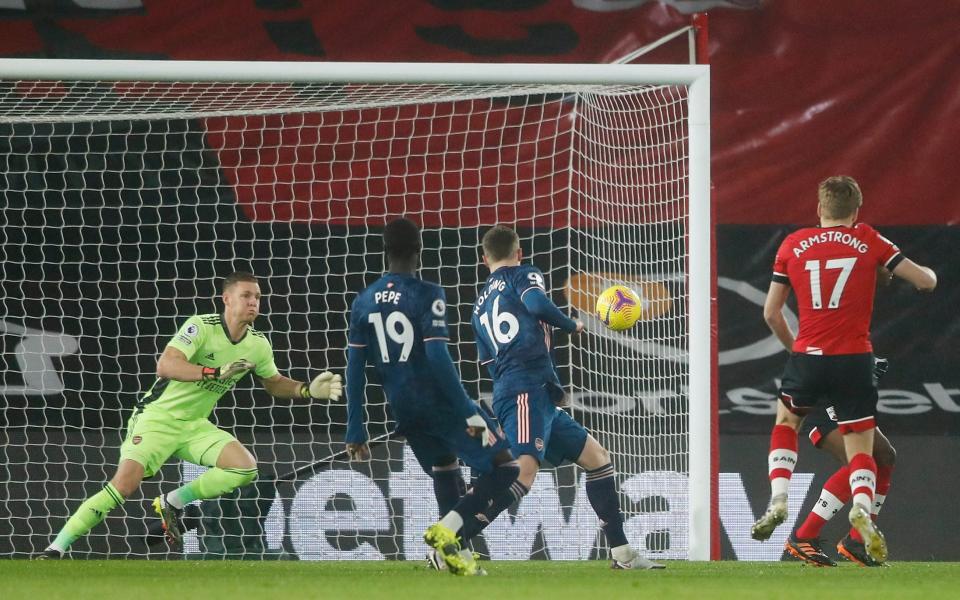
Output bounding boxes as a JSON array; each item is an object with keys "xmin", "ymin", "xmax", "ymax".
[
  {"xmin": 482, "ymin": 225, "xmax": 519, "ymax": 261},
  {"xmin": 383, "ymin": 218, "xmax": 422, "ymax": 261},
  {"xmin": 223, "ymin": 271, "xmax": 258, "ymax": 293}
]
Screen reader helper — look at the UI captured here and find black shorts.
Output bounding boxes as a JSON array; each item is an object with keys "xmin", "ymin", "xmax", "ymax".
[
  {"xmin": 779, "ymin": 352, "xmax": 878, "ymax": 433},
  {"xmin": 803, "ymin": 406, "xmax": 839, "ymax": 447}
]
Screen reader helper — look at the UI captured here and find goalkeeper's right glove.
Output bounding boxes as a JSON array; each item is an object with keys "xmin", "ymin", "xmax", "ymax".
[
  {"xmin": 202, "ymin": 359, "xmax": 255, "ymax": 381},
  {"xmin": 465, "ymin": 413, "xmax": 493, "ymax": 447}
]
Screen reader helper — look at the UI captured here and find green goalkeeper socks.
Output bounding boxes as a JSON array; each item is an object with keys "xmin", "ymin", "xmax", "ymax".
[
  {"xmin": 168, "ymin": 467, "xmax": 258, "ymax": 506},
  {"xmin": 50, "ymin": 483, "xmax": 125, "ymax": 553}
]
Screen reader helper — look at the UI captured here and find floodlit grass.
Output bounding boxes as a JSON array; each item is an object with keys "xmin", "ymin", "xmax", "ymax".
[{"xmin": 3, "ymin": 559, "xmax": 959, "ymax": 600}]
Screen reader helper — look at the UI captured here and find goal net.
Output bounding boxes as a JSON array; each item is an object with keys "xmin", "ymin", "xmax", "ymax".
[{"xmin": 0, "ymin": 60, "xmax": 711, "ymax": 560}]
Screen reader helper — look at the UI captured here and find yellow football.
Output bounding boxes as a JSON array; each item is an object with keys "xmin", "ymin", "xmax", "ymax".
[{"xmin": 596, "ymin": 285, "xmax": 642, "ymax": 331}]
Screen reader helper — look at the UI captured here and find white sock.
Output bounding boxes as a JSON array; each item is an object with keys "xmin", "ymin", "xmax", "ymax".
[
  {"xmin": 47, "ymin": 542, "xmax": 66, "ymax": 554},
  {"xmin": 439, "ymin": 510, "xmax": 464, "ymax": 534},
  {"xmin": 811, "ymin": 489, "xmax": 844, "ymax": 522},
  {"xmin": 768, "ymin": 445, "xmax": 797, "ymax": 500},
  {"xmin": 770, "ymin": 478, "xmax": 790, "ymax": 500},
  {"xmin": 852, "ymin": 493, "xmax": 872, "ymax": 512},
  {"xmin": 849, "ymin": 466, "xmax": 876, "ymax": 513},
  {"xmin": 872, "ymin": 493, "xmax": 886, "ymax": 517},
  {"xmin": 166, "ymin": 491, "xmax": 186, "ymax": 510}
]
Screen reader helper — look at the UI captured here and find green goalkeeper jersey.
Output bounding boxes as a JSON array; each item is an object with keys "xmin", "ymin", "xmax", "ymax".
[{"xmin": 138, "ymin": 313, "xmax": 279, "ymax": 420}]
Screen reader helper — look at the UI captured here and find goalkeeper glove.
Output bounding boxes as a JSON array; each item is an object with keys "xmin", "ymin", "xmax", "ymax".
[
  {"xmin": 465, "ymin": 413, "xmax": 493, "ymax": 447},
  {"xmin": 873, "ymin": 356, "xmax": 889, "ymax": 384},
  {"xmin": 202, "ymin": 359, "xmax": 255, "ymax": 381},
  {"xmin": 300, "ymin": 371, "xmax": 343, "ymax": 401}
]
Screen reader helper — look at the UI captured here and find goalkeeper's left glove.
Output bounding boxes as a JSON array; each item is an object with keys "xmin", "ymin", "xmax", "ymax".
[
  {"xmin": 465, "ymin": 413, "xmax": 492, "ymax": 447},
  {"xmin": 300, "ymin": 371, "xmax": 343, "ymax": 401},
  {"xmin": 202, "ymin": 359, "xmax": 255, "ymax": 381}
]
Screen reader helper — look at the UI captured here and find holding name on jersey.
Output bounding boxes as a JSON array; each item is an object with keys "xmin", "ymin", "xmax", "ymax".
[{"xmin": 596, "ymin": 285, "xmax": 641, "ymax": 331}]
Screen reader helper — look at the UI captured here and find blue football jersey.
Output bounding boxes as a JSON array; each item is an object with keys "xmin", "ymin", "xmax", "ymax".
[
  {"xmin": 471, "ymin": 265, "xmax": 561, "ymax": 397},
  {"xmin": 348, "ymin": 273, "xmax": 457, "ymax": 423}
]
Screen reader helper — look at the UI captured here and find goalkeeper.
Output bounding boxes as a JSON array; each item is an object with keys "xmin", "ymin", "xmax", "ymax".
[{"xmin": 36, "ymin": 271, "xmax": 342, "ymax": 558}]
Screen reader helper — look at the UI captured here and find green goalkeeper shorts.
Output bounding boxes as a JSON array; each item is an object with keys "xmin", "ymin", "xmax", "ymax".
[{"xmin": 119, "ymin": 408, "xmax": 238, "ymax": 477}]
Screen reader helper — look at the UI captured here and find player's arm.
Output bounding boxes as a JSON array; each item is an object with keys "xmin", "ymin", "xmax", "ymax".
[
  {"xmin": 246, "ymin": 333, "xmax": 341, "ymax": 401},
  {"xmin": 424, "ymin": 340, "xmax": 492, "ymax": 444},
  {"xmin": 518, "ymin": 270, "xmax": 582, "ymax": 333},
  {"xmin": 423, "ymin": 288, "xmax": 490, "ymax": 443},
  {"xmin": 158, "ymin": 317, "xmax": 254, "ymax": 382},
  {"xmin": 891, "ymin": 258, "xmax": 937, "ymax": 292},
  {"xmin": 344, "ymin": 298, "xmax": 372, "ymax": 460},
  {"xmin": 877, "ymin": 265, "xmax": 894, "ymax": 287},
  {"xmin": 765, "ymin": 238, "xmax": 796, "ymax": 351},
  {"xmin": 156, "ymin": 346, "xmax": 210, "ymax": 382},
  {"xmin": 259, "ymin": 372, "xmax": 342, "ymax": 401},
  {"xmin": 763, "ymin": 281, "xmax": 795, "ymax": 351},
  {"xmin": 345, "ymin": 345, "xmax": 369, "ymax": 455},
  {"xmin": 872, "ymin": 228, "xmax": 936, "ymax": 292},
  {"xmin": 522, "ymin": 290, "xmax": 583, "ymax": 333},
  {"xmin": 423, "ymin": 289, "xmax": 479, "ymax": 418}
]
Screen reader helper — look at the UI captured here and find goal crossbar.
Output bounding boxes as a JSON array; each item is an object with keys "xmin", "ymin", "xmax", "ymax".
[{"xmin": 0, "ymin": 59, "xmax": 707, "ymax": 86}]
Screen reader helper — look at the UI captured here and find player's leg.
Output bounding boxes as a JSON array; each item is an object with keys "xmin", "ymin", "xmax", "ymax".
[
  {"xmin": 468, "ymin": 391, "xmax": 556, "ymax": 530},
  {"xmin": 842, "ymin": 428, "xmax": 886, "ymax": 558},
  {"xmin": 871, "ymin": 429, "xmax": 896, "ymax": 523},
  {"xmin": 838, "ymin": 428, "xmax": 895, "ymax": 566},
  {"xmin": 751, "ymin": 398, "xmax": 806, "ymax": 541},
  {"xmin": 430, "ymin": 390, "xmax": 557, "ymax": 567},
  {"xmin": 541, "ymin": 410, "xmax": 663, "ymax": 570},
  {"xmin": 159, "ymin": 423, "xmax": 258, "ymax": 546},
  {"xmin": 570, "ymin": 433, "xmax": 664, "ymax": 570},
  {"xmin": 41, "ymin": 409, "xmax": 175, "ymax": 557},
  {"xmin": 403, "ymin": 432, "xmax": 469, "ymax": 571},
  {"xmin": 452, "ymin": 446, "xmax": 524, "ymax": 530},
  {"xmin": 432, "ymin": 459, "xmax": 466, "ymax": 517},
  {"xmin": 425, "ymin": 413, "xmax": 518, "ymax": 576},
  {"xmin": 38, "ymin": 460, "xmax": 144, "ymax": 558},
  {"xmin": 785, "ymin": 411, "xmax": 845, "ymax": 566},
  {"xmin": 426, "ymin": 458, "xmax": 465, "ymax": 571},
  {"xmin": 833, "ymin": 353, "xmax": 887, "ymax": 563},
  {"xmin": 752, "ymin": 354, "xmax": 818, "ymax": 541}
]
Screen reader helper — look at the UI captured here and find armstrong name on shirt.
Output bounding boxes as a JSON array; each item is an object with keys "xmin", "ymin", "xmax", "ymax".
[{"xmin": 792, "ymin": 230, "xmax": 869, "ymax": 257}]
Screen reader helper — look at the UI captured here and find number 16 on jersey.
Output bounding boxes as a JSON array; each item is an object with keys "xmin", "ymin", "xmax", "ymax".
[{"xmin": 477, "ymin": 296, "xmax": 519, "ymax": 353}]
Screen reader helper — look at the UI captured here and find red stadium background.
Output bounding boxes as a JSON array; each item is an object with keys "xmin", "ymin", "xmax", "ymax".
[{"xmin": 2, "ymin": 0, "xmax": 957, "ymax": 225}]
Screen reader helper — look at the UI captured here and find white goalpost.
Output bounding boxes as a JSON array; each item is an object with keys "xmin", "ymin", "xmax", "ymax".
[{"xmin": 0, "ymin": 59, "xmax": 712, "ymax": 561}]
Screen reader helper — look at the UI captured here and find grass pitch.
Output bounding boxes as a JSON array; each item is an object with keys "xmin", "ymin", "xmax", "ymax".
[{"xmin": 4, "ymin": 560, "xmax": 959, "ymax": 600}]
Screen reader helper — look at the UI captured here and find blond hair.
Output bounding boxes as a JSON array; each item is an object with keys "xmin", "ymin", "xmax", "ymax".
[{"xmin": 818, "ymin": 176, "xmax": 862, "ymax": 220}]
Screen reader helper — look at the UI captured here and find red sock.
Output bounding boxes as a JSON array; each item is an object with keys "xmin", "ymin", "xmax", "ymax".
[
  {"xmin": 768, "ymin": 424, "xmax": 799, "ymax": 498},
  {"xmin": 851, "ymin": 463, "xmax": 893, "ymax": 541},
  {"xmin": 848, "ymin": 453, "xmax": 877, "ymax": 508},
  {"xmin": 875, "ymin": 464, "xmax": 894, "ymax": 501},
  {"xmin": 795, "ymin": 465, "xmax": 850, "ymax": 539}
]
